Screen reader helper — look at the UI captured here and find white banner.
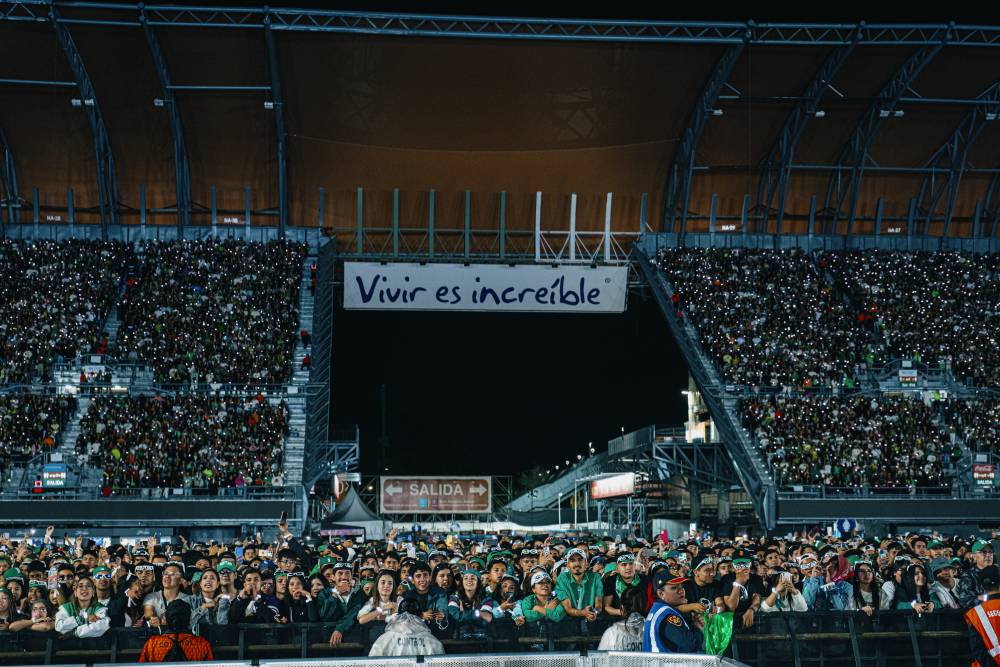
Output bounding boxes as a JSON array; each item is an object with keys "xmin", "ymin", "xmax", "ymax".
[{"xmin": 344, "ymin": 262, "xmax": 627, "ymax": 313}]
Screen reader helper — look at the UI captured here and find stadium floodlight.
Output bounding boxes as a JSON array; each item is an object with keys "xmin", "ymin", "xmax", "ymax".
[
  {"xmin": 577, "ymin": 454, "xmax": 583, "ymax": 460},
  {"xmin": 555, "ymin": 465, "xmax": 560, "ymax": 470}
]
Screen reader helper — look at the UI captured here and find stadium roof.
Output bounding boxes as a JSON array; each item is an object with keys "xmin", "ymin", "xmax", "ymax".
[{"xmin": 1, "ymin": 2, "xmax": 998, "ymax": 242}]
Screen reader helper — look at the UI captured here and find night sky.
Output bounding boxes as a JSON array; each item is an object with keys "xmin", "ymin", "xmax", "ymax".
[{"xmin": 331, "ymin": 291, "xmax": 688, "ymax": 477}]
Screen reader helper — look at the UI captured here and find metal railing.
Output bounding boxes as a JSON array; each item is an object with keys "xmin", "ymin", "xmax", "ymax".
[{"xmin": 0, "ymin": 610, "xmax": 971, "ymax": 666}]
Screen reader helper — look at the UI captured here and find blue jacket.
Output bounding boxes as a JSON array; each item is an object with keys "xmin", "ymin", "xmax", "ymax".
[{"xmin": 642, "ymin": 600, "xmax": 704, "ymax": 654}]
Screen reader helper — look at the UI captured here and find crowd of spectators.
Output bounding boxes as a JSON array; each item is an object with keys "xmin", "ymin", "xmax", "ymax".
[
  {"xmin": 742, "ymin": 394, "xmax": 959, "ymax": 488},
  {"xmin": 75, "ymin": 393, "xmax": 288, "ymax": 492},
  {"xmin": 0, "ymin": 393, "xmax": 77, "ymax": 478},
  {"xmin": 113, "ymin": 239, "xmax": 307, "ymax": 387},
  {"xmin": 656, "ymin": 248, "xmax": 871, "ymax": 389},
  {"xmin": 0, "ymin": 523, "xmax": 994, "ymax": 660},
  {"xmin": 0, "ymin": 240, "xmax": 131, "ymax": 384},
  {"xmin": 820, "ymin": 250, "xmax": 1000, "ymax": 387},
  {"xmin": 943, "ymin": 398, "xmax": 1000, "ymax": 455}
]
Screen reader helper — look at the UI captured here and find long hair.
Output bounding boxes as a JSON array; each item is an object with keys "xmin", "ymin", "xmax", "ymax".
[
  {"xmin": 370, "ymin": 570, "xmax": 400, "ymax": 606},
  {"xmin": 431, "ymin": 564, "xmax": 455, "ymax": 595},
  {"xmin": 621, "ymin": 585, "xmax": 648, "ymax": 617},
  {"xmin": 456, "ymin": 573, "xmax": 486, "ymax": 610},
  {"xmin": 896, "ymin": 564, "xmax": 931, "ymax": 605},
  {"xmin": 67, "ymin": 576, "xmax": 100, "ymax": 615},
  {"xmin": 850, "ymin": 563, "xmax": 878, "ymax": 612}
]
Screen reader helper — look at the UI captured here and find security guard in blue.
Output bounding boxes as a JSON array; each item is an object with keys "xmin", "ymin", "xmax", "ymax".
[{"xmin": 642, "ymin": 569, "xmax": 705, "ymax": 654}]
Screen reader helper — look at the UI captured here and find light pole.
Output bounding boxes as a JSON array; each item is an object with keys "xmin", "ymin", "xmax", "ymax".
[
  {"xmin": 557, "ymin": 492, "xmax": 562, "ymax": 529},
  {"xmin": 573, "ymin": 482, "xmax": 578, "ymax": 528}
]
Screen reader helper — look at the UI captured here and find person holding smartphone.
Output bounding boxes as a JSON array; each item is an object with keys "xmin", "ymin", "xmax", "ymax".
[{"xmin": 761, "ymin": 570, "xmax": 807, "ymax": 612}]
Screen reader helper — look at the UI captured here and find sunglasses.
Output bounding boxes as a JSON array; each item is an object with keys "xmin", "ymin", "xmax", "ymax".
[
  {"xmin": 94, "ymin": 574, "xmax": 112, "ymax": 581},
  {"xmin": 520, "ymin": 550, "xmax": 538, "ymax": 556},
  {"xmin": 287, "ymin": 572, "xmax": 305, "ymax": 578}
]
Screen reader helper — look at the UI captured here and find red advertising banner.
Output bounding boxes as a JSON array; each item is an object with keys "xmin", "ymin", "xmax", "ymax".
[{"xmin": 380, "ymin": 476, "xmax": 491, "ymax": 514}]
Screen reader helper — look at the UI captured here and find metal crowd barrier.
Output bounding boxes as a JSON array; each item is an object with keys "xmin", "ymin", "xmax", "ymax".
[
  {"xmin": 0, "ymin": 611, "xmax": 971, "ymax": 666},
  {"xmin": 78, "ymin": 654, "xmax": 745, "ymax": 667}
]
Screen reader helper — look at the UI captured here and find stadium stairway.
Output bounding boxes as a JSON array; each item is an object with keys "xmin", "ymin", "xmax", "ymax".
[
  {"xmin": 283, "ymin": 255, "xmax": 316, "ymax": 487},
  {"xmin": 507, "ymin": 452, "xmax": 616, "ymax": 512},
  {"xmin": 55, "ymin": 396, "xmax": 88, "ymax": 461},
  {"xmin": 635, "ymin": 246, "xmax": 778, "ymax": 529},
  {"xmin": 103, "ymin": 299, "xmax": 123, "ymax": 349}
]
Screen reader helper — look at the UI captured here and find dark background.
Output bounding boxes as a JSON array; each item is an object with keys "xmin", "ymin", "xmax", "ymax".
[{"xmin": 330, "ymin": 290, "xmax": 688, "ymax": 478}]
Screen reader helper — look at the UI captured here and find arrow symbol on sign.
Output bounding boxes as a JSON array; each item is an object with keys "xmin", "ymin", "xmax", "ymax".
[
  {"xmin": 470, "ymin": 484, "xmax": 486, "ymax": 496},
  {"xmin": 385, "ymin": 484, "xmax": 403, "ymax": 496}
]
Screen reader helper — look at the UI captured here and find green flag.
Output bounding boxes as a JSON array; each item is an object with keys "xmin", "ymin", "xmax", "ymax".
[{"xmin": 704, "ymin": 610, "xmax": 735, "ymax": 655}]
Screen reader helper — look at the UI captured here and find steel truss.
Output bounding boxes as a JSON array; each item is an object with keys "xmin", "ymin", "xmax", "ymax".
[
  {"xmin": 985, "ymin": 173, "xmax": 1000, "ymax": 239},
  {"xmin": 264, "ymin": 18, "xmax": 287, "ymax": 237},
  {"xmin": 663, "ymin": 42, "xmax": 746, "ymax": 237},
  {"xmin": 140, "ymin": 9, "xmax": 191, "ymax": 233},
  {"xmin": 755, "ymin": 41, "xmax": 857, "ymax": 237},
  {"xmin": 0, "ymin": 5, "xmax": 996, "ymax": 47},
  {"xmin": 915, "ymin": 80, "xmax": 1000, "ymax": 236},
  {"xmin": 49, "ymin": 2, "xmax": 119, "ymax": 235},
  {"xmin": 3, "ymin": 5, "xmax": 1000, "ymax": 242},
  {"xmin": 822, "ymin": 39, "xmax": 947, "ymax": 234},
  {"xmin": 0, "ymin": 125, "xmax": 16, "ymax": 225}
]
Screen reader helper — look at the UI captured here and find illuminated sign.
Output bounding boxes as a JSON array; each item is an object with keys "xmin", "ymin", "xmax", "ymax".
[
  {"xmin": 380, "ymin": 476, "xmax": 491, "ymax": 514},
  {"xmin": 42, "ymin": 464, "xmax": 68, "ymax": 489},
  {"xmin": 590, "ymin": 473, "xmax": 635, "ymax": 500}
]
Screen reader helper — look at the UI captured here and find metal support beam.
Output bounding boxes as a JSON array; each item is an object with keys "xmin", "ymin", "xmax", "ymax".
[
  {"xmin": 0, "ymin": 77, "xmax": 75, "ymax": 87},
  {"xmin": 822, "ymin": 34, "xmax": 949, "ymax": 233},
  {"xmin": 663, "ymin": 37, "xmax": 748, "ymax": 236},
  {"xmin": 1, "ymin": 4, "xmax": 999, "ymax": 47},
  {"xmin": 915, "ymin": 80, "xmax": 1000, "ymax": 234},
  {"xmin": 985, "ymin": 173, "xmax": 1000, "ymax": 238},
  {"xmin": 264, "ymin": 14, "xmax": 288, "ymax": 237},
  {"xmin": 755, "ymin": 38, "xmax": 857, "ymax": 232},
  {"xmin": 50, "ymin": 2, "xmax": 119, "ymax": 235},
  {"xmin": 0, "ymin": 125, "xmax": 18, "ymax": 225},
  {"xmin": 140, "ymin": 10, "xmax": 191, "ymax": 232}
]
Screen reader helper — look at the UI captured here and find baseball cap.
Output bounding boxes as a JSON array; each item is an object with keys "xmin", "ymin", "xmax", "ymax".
[
  {"xmin": 566, "ymin": 548, "xmax": 587, "ymax": 560},
  {"xmin": 692, "ymin": 555, "xmax": 714, "ymax": 570},
  {"xmin": 217, "ymin": 561, "xmax": 237, "ymax": 573},
  {"xmin": 928, "ymin": 557, "xmax": 954, "ymax": 577},
  {"xmin": 971, "ymin": 540, "xmax": 993, "ymax": 553},
  {"xmin": 530, "ymin": 571, "xmax": 552, "ymax": 586},
  {"xmin": 653, "ymin": 569, "xmax": 688, "ymax": 589},
  {"xmin": 616, "ymin": 553, "xmax": 636, "ymax": 564}
]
